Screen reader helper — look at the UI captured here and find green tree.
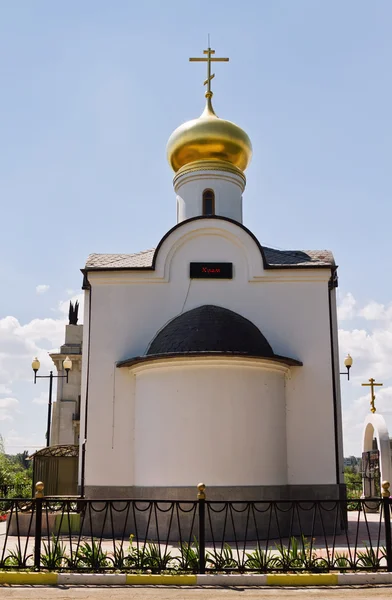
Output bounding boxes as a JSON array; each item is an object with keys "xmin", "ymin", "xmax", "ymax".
[
  {"xmin": 344, "ymin": 466, "xmax": 362, "ymax": 498},
  {"xmin": 0, "ymin": 436, "xmax": 32, "ymax": 497}
]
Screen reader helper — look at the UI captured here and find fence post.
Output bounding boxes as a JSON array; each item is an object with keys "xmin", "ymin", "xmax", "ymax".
[
  {"xmin": 382, "ymin": 481, "xmax": 392, "ymax": 572},
  {"xmin": 34, "ymin": 481, "xmax": 44, "ymax": 571},
  {"xmin": 197, "ymin": 483, "xmax": 206, "ymax": 575}
]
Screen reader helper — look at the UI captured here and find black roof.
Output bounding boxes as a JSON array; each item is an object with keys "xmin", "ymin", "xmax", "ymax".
[
  {"xmin": 147, "ymin": 305, "xmax": 274, "ymax": 357},
  {"xmin": 29, "ymin": 445, "xmax": 79, "ymax": 459},
  {"xmin": 84, "ymin": 215, "xmax": 335, "ymax": 273}
]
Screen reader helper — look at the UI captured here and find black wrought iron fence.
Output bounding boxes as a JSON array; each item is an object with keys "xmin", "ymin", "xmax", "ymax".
[{"xmin": 0, "ymin": 481, "xmax": 391, "ymax": 573}]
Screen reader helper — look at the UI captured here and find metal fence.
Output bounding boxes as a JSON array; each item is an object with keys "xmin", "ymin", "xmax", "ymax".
[{"xmin": 0, "ymin": 482, "xmax": 391, "ymax": 573}]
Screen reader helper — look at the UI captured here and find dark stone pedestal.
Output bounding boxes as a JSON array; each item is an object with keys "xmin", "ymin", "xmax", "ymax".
[{"xmin": 82, "ymin": 484, "xmax": 347, "ymax": 542}]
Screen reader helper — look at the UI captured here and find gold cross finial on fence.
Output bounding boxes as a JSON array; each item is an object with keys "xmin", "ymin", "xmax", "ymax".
[
  {"xmin": 362, "ymin": 378, "xmax": 383, "ymax": 413},
  {"xmin": 197, "ymin": 482, "xmax": 206, "ymax": 500},
  {"xmin": 189, "ymin": 43, "xmax": 229, "ymax": 98},
  {"xmin": 35, "ymin": 481, "xmax": 44, "ymax": 498}
]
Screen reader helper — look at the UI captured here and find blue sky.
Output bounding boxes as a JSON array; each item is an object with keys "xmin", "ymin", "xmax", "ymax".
[{"xmin": 0, "ymin": 0, "xmax": 391, "ymax": 455}]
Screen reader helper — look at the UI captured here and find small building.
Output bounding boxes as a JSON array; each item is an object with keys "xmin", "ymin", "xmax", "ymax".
[
  {"xmin": 31, "ymin": 445, "xmax": 78, "ymax": 496},
  {"xmin": 78, "ymin": 50, "xmax": 345, "ymax": 507}
]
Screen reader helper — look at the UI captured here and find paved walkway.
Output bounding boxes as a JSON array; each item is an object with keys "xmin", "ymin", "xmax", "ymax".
[{"xmin": 0, "ymin": 585, "xmax": 392, "ymax": 599}]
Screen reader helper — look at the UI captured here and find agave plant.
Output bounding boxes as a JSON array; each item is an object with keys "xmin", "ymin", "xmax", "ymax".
[
  {"xmin": 245, "ymin": 546, "xmax": 279, "ymax": 572},
  {"xmin": 177, "ymin": 538, "xmax": 200, "ymax": 572},
  {"xmin": 275, "ymin": 535, "xmax": 316, "ymax": 570},
  {"xmin": 112, "ymin": 542, "xmax": 130, "ymax": 570},
  {"xmin": 206, "ymin": 543, "xmax": 239, "ymax": 571},
  {"xmin": 118, "ymin": 538, "xmax": 172, "ymax": 572},
  {"xmin": 41, "ymin": 534, "xmax": 68, "ymax": 569},
  {"xmin": 379, "ymin": 545, "xmax": 388, "ymax": 567},
  {"xmin": 356, "ymin": 544, "xmax": 381, "ymax": 570},
  {"xmin": 142, "ymin": 541, "xmax": 173, "ymax": 572},
  {"xmin": 4, "ymin": 546, "xmax": 31, "ymax": 568},
  {"xmin": 74, "ymin": 539, "xmax": 108, "ymax": 570},
  {"xmin": 333, "ymin": 551, "xmax": 352, "ymax": 569}
]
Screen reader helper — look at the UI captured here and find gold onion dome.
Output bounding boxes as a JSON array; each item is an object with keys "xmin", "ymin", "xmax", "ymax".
[{"xmin": 167, "ymin": 93, "xmax": 252, "ymax": 174}]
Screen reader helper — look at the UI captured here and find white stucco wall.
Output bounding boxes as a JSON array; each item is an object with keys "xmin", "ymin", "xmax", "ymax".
[
  {"xmin": 133, "ymin": 358, "xmax": 288, "ymax": 487},
  {"xmin": 81, "ymin": 218, "xmax": 338, "ymax": 489},
  {"xmin": 330, "ymin": 285, "xmax": 345, "ymax": 484},
  {"xmin": 78, "ymin": 289, "xmax": 90, "ymax": 487},
  {"xmin": 175, "ymin": 169, "xmax": 244, "ymax": 223}
]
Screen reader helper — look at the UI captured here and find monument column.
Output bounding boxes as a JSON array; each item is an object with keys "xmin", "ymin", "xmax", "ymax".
[{"xmin": 49, "ymin": 302, "xmax": 83, "ymax": 446}]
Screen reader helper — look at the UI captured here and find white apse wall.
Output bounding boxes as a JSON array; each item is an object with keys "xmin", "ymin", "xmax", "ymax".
[{"xmin": 133, "ymin": 358, "xmax": 288, "ymax": 487}]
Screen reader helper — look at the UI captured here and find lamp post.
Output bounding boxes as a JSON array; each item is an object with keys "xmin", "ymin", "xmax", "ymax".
[
  {"xmin": 340, "ymin": 353, "xmax": 353, "ymax": 380},
  {"xmin": 32, "ymin": 356, "xmax": 72, "ymax": 447}
]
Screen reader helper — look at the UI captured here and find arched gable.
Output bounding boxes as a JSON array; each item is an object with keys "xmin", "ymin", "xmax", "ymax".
[
  {"xmin": 152, "ymin": 216, "xmax": 266, "ymax": 282},
  {"xmin": 151, "ymin": 215, "xmax": 268, "ymax": 270}
]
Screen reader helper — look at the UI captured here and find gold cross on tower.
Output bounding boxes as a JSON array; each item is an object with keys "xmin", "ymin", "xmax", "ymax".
[
  {"xmin": 362, "ymin": 378, "xmax": 383, "ymax": 414},
  {"xmin": 189, "ymin": 46, "xmax": 229, "ymax": 97}
]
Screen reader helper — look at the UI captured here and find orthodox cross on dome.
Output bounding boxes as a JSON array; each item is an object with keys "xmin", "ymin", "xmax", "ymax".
[
  {"xmin": 189, "ymin": 45, "xmax": 229, "ymax": 97},
  {"xmin": 362, "ymin": 378, "xmax": 383, "ymax": 414}
]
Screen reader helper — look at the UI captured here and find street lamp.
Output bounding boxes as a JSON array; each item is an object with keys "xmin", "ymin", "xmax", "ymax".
[
  {"xmin": 32, "ymin": 356, "xmax": 72, "ymax": 447},
  {"xmin": 340, "ymin": 353, "xmax": 353, "ymax": 381}
]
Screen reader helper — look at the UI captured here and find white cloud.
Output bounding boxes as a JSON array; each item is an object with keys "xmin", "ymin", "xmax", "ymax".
[
  {"xmin": 339, "ymin": 325, "xmax": 392, "ymax": 381},
  {"xmin": 359, "ymin": 302, "xmax": 392, "ymax": 321},
  {"xmin": 0, "ymin": 292, "xmax": 84, "ymax": 399},
  {"xmin": 338, "ymin": 292, "xmax": 392, "ymax": 455},
  {"xmin": 0, "ymin": 315, "xmax": 62, "ymax": 391},
  {"xmin": 36, "ymin": 284, "xmax": 50, "ymax": 295},
  {"xmin": 338, "ymin": 293, "xmax": 392, "ymax": 380},
  {"xmin": 337, "ymin": 292, "xmax": 356, "ymax": 321},
  {"xmin": 32, "ymin": 391, "xmax": 48, "ymax": 406},
  {"xmin": 338, "ymin": 293, "xmax": 392, "ymax": 323},
  {"xmin": 0, "ymin": 397, "xmax": 19, "ymax": 422},
  {"xmin": 16, "ymin": 317, "xmax": 66, "ymax": 345},
  {"xmin": 0, "ymin": 290, "xmax": 84, "ymax": 453},
  {"xmin": 0, "ymin": 397, "xmax": 18, "ymax": 409},
  {"xmin": 3, "ymin": 429, "xmax": 43, "ymax": 453},
  {"xmin": 58, "ymin": 293, "xmax": 83, "ymax": 317}
]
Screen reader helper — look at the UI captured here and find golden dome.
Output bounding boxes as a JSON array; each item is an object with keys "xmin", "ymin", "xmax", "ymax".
[{"xmin": 167, "ymin": 94, "xmax": 252, "ymax": 174}]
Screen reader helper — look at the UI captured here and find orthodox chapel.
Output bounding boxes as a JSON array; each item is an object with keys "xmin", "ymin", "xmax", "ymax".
[{"xmin": 79, "ymin": 49, "xmax": 344, "ymax": 503}]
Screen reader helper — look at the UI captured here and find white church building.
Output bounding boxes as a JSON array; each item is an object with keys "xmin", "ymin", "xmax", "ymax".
[{"xmin": 78, "ymin": 49, "xmax": 345, "ymax": 504}]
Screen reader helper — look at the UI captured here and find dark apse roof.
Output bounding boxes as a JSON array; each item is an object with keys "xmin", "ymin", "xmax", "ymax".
[
  {"xmin": 147, "ymin": 305, "xmax": 273, "ymax": 356},
  {"xmin": 117, "ymin": 305, "xmax": 302, "ymax": 368}
]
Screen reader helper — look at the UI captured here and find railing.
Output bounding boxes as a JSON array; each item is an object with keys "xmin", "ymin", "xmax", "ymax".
[{"xmin": 0, "ymin": 481, "xmax": 391, "ymax": 573}]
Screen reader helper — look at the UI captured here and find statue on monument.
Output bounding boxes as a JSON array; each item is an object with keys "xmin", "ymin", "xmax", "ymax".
[{"xmin": 68, "ymin": 300, "xmax": 79, "ymax": 325}]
